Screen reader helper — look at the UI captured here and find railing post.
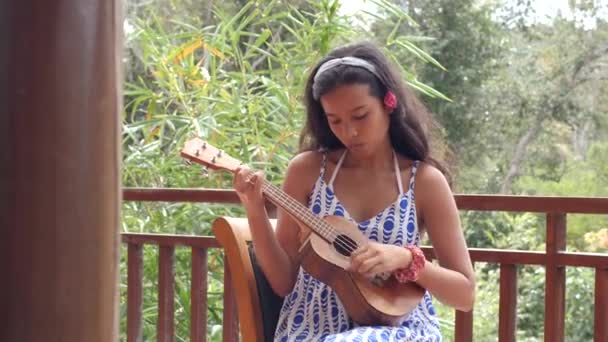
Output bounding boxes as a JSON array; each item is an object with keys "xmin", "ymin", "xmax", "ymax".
[
  {"xmin": 158, "ymin": 246, "xmax": 176, "ymax": 342},
  {"xmin": 455, "ymin": 310, "xmax": 473, "ymax": 342},
  {"xmin": 191, "ymin": 247, "xmax": 209, "ymax": 342},
  {"xmin": 223, "ymin": 261, "xmax": 239, "ymax": 342},
  {"xmin": 595, "ymin": 268, "xmax": 608, "ymax": 342},
  {"xmin": 499, "ymin": 264, "xmax": 517, "ymax": 342},
  {"xmin": 128, "ymin": 243, "xmax": 144, "ymax": 342},
  {"xmin": 545, "ymin": 213, "xmax": 566, "ymax": 342}
]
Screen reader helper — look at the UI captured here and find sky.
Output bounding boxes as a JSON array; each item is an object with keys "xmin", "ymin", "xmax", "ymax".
[{"xmin": 339, "ymin": 0, "xmax": 608, "ymax": 29}]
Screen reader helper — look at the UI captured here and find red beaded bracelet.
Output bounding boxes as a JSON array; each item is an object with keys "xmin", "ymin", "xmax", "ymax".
[{"xmin": 394, "ymin": 245, "xmax": 426, "ymax": 283}]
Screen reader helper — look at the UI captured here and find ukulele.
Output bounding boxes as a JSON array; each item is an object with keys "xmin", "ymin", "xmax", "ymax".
[{"xmin": 180, "ymin": 137, "xmax": 425, "ymax": 326}]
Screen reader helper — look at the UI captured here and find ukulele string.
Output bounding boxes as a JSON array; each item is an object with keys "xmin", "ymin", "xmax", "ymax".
[
  {"xmin": 190, "ymin": 144, "xmax": 360, "ymax": 257},
  {"xmin": 259, "ymin": 178, "xmax": 361, "ymax": 255},
  {"xmin": 188, "ymin": 142, "xmax": 384, "ymax": 278}
]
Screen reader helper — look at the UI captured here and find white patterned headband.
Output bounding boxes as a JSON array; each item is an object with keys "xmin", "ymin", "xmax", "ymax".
[{"xmin": 312, "ymin": 56, "xmax": 380, "ymax": 100}]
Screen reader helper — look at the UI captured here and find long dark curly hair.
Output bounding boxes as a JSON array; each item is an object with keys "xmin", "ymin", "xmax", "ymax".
[{"xmin": 299, "ymin": 41, "xmax": 452, "ymax": 184}]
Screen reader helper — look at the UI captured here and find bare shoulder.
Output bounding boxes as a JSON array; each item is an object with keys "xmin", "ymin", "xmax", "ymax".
[
  {"xmin": 283, "ymin": 150, "xmax": 323, "ymax": 199},
  {"xmin": 415, "ymin": 162, "xmax": 450, "ymax": 190},
  {"xmin": 414, "ymin": 162, "xmax": 455, "ymax": 216},
  {"xmin": 286, "ymin": 150, "xmax": 322, "ymax": 179}
]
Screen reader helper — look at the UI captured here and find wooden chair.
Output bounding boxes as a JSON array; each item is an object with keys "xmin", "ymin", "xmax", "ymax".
[{"xmin": 212, "ymin": 217, "xmax": 285, "ymax": 342}]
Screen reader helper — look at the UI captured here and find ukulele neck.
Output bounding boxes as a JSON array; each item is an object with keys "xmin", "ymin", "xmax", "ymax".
[{"xmin": 259, "ymin": 179, "xmax": 335, "ymax": 241}]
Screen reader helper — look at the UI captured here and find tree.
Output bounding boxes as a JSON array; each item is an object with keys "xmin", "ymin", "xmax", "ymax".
[
  {"xmin": 371, "ymin": 0, "xmax": 507, "ymax": 191},
  {"xmin": 495, "ymin": 16, "xmax": 608, "ymax": 194}
]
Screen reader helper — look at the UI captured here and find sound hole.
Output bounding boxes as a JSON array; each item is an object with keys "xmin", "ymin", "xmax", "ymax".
[{"xmin": 332, "ymin": 234, "xmax": 358, "ymax": 257}]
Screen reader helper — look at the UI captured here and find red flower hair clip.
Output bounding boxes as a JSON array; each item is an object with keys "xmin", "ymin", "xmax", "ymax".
[{"xmin": 384, "ymin": 91, "xmax": 397, "ymax": 110}]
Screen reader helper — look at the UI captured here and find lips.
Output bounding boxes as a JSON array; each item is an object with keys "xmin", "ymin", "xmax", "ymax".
[{"xmin": 348, "ymin": 143, "xmax": 365, "ymax": 150}]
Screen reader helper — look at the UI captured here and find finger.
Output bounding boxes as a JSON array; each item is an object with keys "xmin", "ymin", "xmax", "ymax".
[
  {"xmin": 354, "ymin": 246, "xmax": 376, "ymax": 261},
  {"xmin": 350, "ymin": 244, "xmax": 369, "ymax": 257},
  {"xmin": 248, "ymin": 171, "xmax": 262, "ymax": 185},
  {"xmin": 233, "ymin": 171, "xmax": 244, "ymax": 192},
  {"xmin": 232, "ymin": 167, "xmax": 241, "ymax": 187},
  {"xmin": 348, "ymin": 254, "xmax": 365, "ymax": 272},
  {"xmin": 252, "ymin": 172, "xmax": 264, "ymax": 194},
  {"xmin": 234, "ymin": 169, "xmax": 254, "ymax": 193},
  {"xmin": 239, "ymin": 168, "xmax": 253, "ymax": 182},
  {"xmin": 365, "ymin": 242, "xmax": 382, "ymax": 253},
  {"xmin": 244, "ymin": 174, "xmax": 254, "ymax": 185},
  {"xmin": 253, "ymin": 171, "xmax": 264, "ymax": 183},
  {"xmin": 349, "ymin": 250, "xmax": 377, "ymax": 272},
  {"xmin": 236, "ymin": 167, "xmax": 251, "ymax": 180},
  {"xmin": 358, "ymin": 255, "xmax": 383, "ymax": 274}
]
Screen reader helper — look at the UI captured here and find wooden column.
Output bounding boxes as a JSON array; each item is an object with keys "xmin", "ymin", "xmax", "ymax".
[{"xmin": 1, "ymin": 1, "xmax": 122, "ymax": 341}]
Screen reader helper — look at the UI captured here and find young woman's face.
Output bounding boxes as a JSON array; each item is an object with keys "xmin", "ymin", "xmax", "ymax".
[{"xmin": 320, "ymin": 83, "xmax": 391, "ymax": 157}]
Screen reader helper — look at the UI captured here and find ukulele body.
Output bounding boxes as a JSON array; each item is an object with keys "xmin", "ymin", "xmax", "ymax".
[{"xmin": 296, "ymin": 215, "xmax": 426, "ymax": 326}]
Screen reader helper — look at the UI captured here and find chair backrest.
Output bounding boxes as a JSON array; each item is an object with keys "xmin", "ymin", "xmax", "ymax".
[
  {"xmin": 247, "ymin": 241, "xmax": 284, "ymax": 341},
  {"xmin": 212, "ymin": 217, "xmax": 284, "ymax": 342}
]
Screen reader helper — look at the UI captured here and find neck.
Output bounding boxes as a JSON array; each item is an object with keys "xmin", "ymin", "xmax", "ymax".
[{"xmin": 344, "ymin": 140, "xmax": 395, "ymax": 172}]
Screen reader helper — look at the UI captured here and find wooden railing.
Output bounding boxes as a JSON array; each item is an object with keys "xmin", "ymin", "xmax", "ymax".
[{"xmin": 122, "ymin": 188, "xmax": 608, "ymax": 342}]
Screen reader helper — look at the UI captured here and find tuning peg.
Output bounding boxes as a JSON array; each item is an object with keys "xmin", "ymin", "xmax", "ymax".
[
  {"xmin": 195, "ymin": 149, "xmax": 200, "ymax": 157},
  {"xmin": 201, "ymin": 166, "xmax": 209, "ymax": 177},
  {"xmin": 201, "ymin": 142, "xmax": 207, "ymax": 150},
  {"xmin": 217, "ymin": 150, "xmax": 223, "ymax": 157},
  {"xmin": 183, "ymin": 159, "xmax": 193, "ymax": 166}
]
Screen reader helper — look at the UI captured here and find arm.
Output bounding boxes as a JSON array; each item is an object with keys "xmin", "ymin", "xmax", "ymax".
[
  {"xmin": 234, "ymin": 151, "xmax": 320, "ymax": 297},
  {"xmin": 346, "ymin": 164, "xmax": 474, "ymax": 311},
  {"xmin": 414, "ymin": 164, "xmax": 476, "ymax": 311}
]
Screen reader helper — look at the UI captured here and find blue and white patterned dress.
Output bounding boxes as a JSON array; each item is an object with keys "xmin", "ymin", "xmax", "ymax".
[{"xmin": 274, "ymin": 150, "xmax": 442, "ymax": 341}]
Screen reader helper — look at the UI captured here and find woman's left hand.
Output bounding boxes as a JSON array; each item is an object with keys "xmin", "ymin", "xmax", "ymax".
[{"xmin": 348, "ymin": 242, "xmax": 412, "ymax": 279}]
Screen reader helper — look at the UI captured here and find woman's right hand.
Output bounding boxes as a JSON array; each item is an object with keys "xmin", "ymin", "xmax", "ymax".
[{"xmin": 233, "ymin": 167, "xmax": 265, "ymax": 211}]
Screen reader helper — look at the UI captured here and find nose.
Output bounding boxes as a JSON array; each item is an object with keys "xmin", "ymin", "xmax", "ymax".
[{"xmin": 346, "ymin": 122, "xmax": 358, "ymax": 138}]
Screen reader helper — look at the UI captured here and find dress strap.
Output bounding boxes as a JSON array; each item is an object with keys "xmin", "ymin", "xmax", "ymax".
[
  {"xmin": 327, "ymin": 150, "xmax": 348, "ymax": 187},
  {"xmin": 394, "ymin": 151, "xmax": 404, "ymax": 194},
  {"xmin": 319, "ymin": 151, "xmax": 327, "ymax": 178},
  {"xmin": 408, "ymin": 160, "xmax": 421, "ymax": 192}
]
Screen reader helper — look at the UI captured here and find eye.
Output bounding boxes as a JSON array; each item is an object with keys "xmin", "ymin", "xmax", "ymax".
[
  {"xmin": 354, "ymin": 113, "xmax": 368, "ymax": 120},
  {"xmin": 329, "ymin": 119, "xmax": 341, "ymax": 125}
]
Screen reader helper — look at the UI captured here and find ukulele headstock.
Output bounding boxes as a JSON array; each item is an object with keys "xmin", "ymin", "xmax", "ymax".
[{"xmin": 180, "ymin": 137, "xmax": 242, "ymax": 172}]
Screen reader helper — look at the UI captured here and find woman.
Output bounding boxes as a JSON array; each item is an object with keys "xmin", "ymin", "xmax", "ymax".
[{"xmin": 233, "ymin": 41, "xmax": 475, "ymax": 341}]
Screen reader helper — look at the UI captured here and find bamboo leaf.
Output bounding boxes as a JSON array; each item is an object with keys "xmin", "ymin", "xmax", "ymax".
[
  {"xmin": 395, "ymin": 39, "xmax": 447, "ymax": 71},
  {"xmin": 172, "ymin": 40, "xmax": 203, "ymax": 64}
]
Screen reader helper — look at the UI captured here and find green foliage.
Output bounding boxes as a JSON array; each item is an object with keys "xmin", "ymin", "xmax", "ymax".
[
  {"xmin": 121, "ymin": 0, "xmax": 448, "ymax": 340},
  {"xmin": 120, "ymin": 0, "xmax": 608, "ymax": 340},
  {"xmin": 516, "ymin": 141, "xmax": 608, "ymax": 249},
  {"xmin": 371, "ymin": 0, "xmax": 507, "ymax": 172}
]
